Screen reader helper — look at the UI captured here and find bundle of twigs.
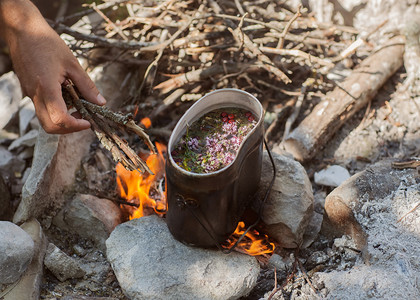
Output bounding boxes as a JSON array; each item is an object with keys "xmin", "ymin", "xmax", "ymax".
[
  {"xmin": 51, "ymin": 0, "xmax": 366, "ymax": 107},
  {"xmin": 62, "ymin": 79, "xmax": 156, "ymax": 174}
]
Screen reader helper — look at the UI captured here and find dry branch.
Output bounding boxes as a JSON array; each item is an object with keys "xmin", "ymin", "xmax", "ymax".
[
  {"xmin": 51, "ymin": 21, "xmax": 159, "ymax": 50},
  {"xmin": 62, "ymin": 80, "xmax": 155, "ymax": 174},
  {"xmin": 154, "ymin": 63, "xmax": 256, "ymax": 94},
  {"xmin": 260, "ymin": 47, "xmax": 334, "ymax": 68},
  {"xmin": 281, "ymin": 36, "xmax": 405, "ymax": 162},
  {"xmin": 229, "ymin": 18, "xmax": 292, "ymax": 84},
  {"xmin": 277, "ymin": 4, "xmax": 302, "ymax": 49}
]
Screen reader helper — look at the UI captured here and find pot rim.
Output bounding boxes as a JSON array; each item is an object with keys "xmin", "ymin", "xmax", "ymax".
[{"xmin": 168, "ymin": 88, "xmax": 263, "ymax": 177}]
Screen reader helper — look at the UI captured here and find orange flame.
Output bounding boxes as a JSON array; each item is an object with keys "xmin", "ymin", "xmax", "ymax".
[
  {"xmin": 141, "ymin": 117, "xmax": 152, "ymax": 129},
  {"xmin": 224, "ymin": 222, "xmax": 275, "ymax": 256},
  {"xmin": 116, "ymin": 142, "xmax": 166, "ymax": 219}
]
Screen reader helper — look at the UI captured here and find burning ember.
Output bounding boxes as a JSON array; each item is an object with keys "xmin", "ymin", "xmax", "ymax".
[
  {"xmin": 224, "ymin": 222, "xmax": 276, "ymax": 256},
  {"xmin": 115, "ymin": 120, "xmax": 275, "ymax": 256},
  {"xmin": 140, "ymin": 117, "xmax": 152, "ymax": 129}
]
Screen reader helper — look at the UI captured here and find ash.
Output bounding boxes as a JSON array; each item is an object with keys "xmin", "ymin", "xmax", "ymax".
[{"xmin": 312, "ymin": 182, "xmax": 419, "ymax": 300}]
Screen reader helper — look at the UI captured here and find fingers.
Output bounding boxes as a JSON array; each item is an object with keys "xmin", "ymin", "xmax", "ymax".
[
  {"xmin": 68, "ymin": 65, "xmax": 107, "ymax": 106},
  {"xmin": 34, "ymin": 81, "xmax": 91, "ymax": 134}
]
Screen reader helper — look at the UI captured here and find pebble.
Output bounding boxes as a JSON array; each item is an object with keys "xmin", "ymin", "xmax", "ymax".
[{"xmin": 314, "ymin": 165, "xmax": 351, "ymax": 187}]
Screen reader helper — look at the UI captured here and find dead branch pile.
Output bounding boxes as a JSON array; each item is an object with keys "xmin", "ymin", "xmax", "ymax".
[{"xmin": 50, "ymin": 0, "xmax": 401, "ymax": 156}]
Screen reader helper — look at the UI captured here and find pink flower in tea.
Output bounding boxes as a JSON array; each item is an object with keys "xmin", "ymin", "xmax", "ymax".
[
  {"xmin": 223, "ymin": 151, "xmax": 236, "ymax": 165},
  {"xmin": 187, "ymin": 137, "xmax": 199, "ymax": 151},
  {"xmin": 222, "ymin": 122, "xmax": 238, "ymax": 134},
  {"xmin": 229, "ymin": 136, "xmax": 241, "ymax": 151}
]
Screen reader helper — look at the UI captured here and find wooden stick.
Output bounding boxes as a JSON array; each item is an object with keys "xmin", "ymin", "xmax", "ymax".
[
  {"xmin": 277, "ymin": 4, "xmax": 302, "ymax": 49},
  {"xmin": 281, "ymin": 35, "xmax": 405, "ymax": 162},
  {"xmin": 229, "ymin": 21, "xmax": 292, "ymax": 84},
  {"xmin": 62, "ymin": 80, "xmax": 154, "ymax": 174},
  {"xmin": 50, "ymin": 21, "xmax": 158, "ymax": 50},
  {"xmin": 153, "ymin": 63, "xmax": 255, "ymax": 94},
  {"xmin": 92, "ymin": 3, "xmax": 128, "ymax": 40},
  {"xmin": 80, "ymin": 99, "xmax": 156, "ymax": 154},
  {"xmin": 260, "ymin": 46, "xmax": 334, "ymax": 68},
  {"xmin": 397, "ymin": 202, "xmax": 420, "ymax": 223}
]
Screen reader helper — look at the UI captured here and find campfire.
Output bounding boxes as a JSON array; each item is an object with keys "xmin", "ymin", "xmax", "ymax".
[
  {"xmin": 2, "ymin": 0, "xmax": 420, "ymax": 299},
  {"xmin": 115, "ymin": 123, "xmax": 275, "ymax": 257}
]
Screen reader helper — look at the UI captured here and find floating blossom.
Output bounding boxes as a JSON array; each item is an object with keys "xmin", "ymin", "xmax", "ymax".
[
  {"xmin": 187, "ymin": 137, "xmax": 199, "ymax": 151},
  {"xmin": 222, "ymin": 122, "xmax": 238, "ymax": 135}
]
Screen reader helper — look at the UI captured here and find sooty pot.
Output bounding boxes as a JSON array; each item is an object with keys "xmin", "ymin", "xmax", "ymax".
[{"xmin": 166, "ymin": 89, "xmax": 264, "ymax": 247}]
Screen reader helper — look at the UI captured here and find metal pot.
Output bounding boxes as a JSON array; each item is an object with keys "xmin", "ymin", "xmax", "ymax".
[{"xmin": 166, "ymin": 89, "xmax": 264, "ymax": 247}]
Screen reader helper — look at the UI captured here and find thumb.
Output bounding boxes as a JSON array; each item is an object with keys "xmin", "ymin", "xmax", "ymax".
[{"xmin": 68, "ymin": 66, "xmax": 107, "ymax": 106}]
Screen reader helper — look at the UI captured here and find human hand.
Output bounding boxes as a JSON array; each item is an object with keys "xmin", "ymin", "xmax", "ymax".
[{"xmin": 0, "ymin": 0, "xmax": 106, "ymax": 134}]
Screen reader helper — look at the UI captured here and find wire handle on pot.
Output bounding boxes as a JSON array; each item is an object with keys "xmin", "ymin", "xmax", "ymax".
[{"xmin": 182, "ymin": 138, "xmax": 277, "ymax": 254}]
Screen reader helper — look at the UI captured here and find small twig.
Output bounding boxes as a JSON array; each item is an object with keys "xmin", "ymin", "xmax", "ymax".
[
  {"xmin": 397, "ymin": 202, "xmax": 420, "ymax": 223},
  {"xmin": 260, "ymin": 46, "xmax": 334, "ymax": 68},
  {"xmin": 265, "ymin": 98, "xmax": 296, "ymax": 141},
  {"xmin": 268, "ymin": 250, "xmax": 299, "ymax": 300},
  {"xmin": 273, "ymin": 267, "xmax": 277, "ymax": 290},
  {"xmin": 92, "ymin": 3, "xmax": 128, "ymax": 40},
  {"xmin": 256, "ymin": 80, "xmax": 301, "ymax": 96},
  {"xmin": 62, "ymin": 80, "xmax": 154, "ymax": 174},
  {"xmin": 95, "ymin": 192, "xmax": 140, "ymax": 207},
  {"xmin": 236, "ymin": 13, "xmax": 248, "ymax": 51},
  {"xmin": 234, "ymin": 0, "xmax": 246, "ymax": 15},
  {"xmin": 230, "ymin": 24, "xmax": 292, "ymax": 84},
  {"xmin": 391, "ymin": 159, "xmax": 420, "ymax": 169},
  {"xmin": 211, "ymin": 13, "xmax": 285, "ymax": 34},
  {"xmin": 139, "ymin": 16, "xmax": 196, "ymax": 52},
  {"xmin": 355, "ymin": 99, "xmax": 373, "ymax": 131},
  {"xmin": 154, "ymin": 63, "xmax": 256, "ymax": 94},
  {"xmin": 277, "ymin": 4, "xmax": 302, "ymax": 49},
  {"xmin": 80, "ymin": 99, "xmax": 156, "ymax": 154},
  {"xmin": 268, "ymin": 266, "xmax": 296, "ymax": 300},
  {"xmin": 331, "ymin": 19, "xmax": 388, "ymax": 63},
  {"xmin": 50, "ymin": 21, "xmax": 158, "ymax": 50},
  {"xmin": 297, "ymin": 258, "xmax": 319, "ymax": 297}
]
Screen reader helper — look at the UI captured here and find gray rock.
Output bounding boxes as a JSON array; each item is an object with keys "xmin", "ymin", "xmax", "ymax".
[
  {"xmin": 106, "ymin": 216, "xmax": 260, "ymax": 300},
  {"xmin": 0, "ymin": 221, "xmax": 34, "ymax": 284},
  {"xmin": 314, "ymin": 165, "xmax": 351, "ymax": 187},
  {"xmin": 18, "ymin": 97, "xmax": 36, "ymax": 136},
  {"xmin": 44, "ymin": 243, "xmax": 86, "ymax": 282},
  {"xmin": 254, "ymin": 151, "xmax": 314, "ymax": 248},
  {"xmin": 302, "ymin": 210, "xmax": 324, "ymax": 248},
  {"xmin": 57, "ymin": 194, "xmax": 122, "ymax": 252},
  {"xmin": 307, "ymin": 251, "xmax": 329, "ymax": 267},
  {"xmin": 13, "ymin": 128, "xmax": 94, "ymax": 224},
  {"xmin": 0, "ymin": 72, "xmax": 22, "ymax": 130},
  {"xmin": 267, "ymin": 254, "xmax": 293, "ymax": 271},
  {"xmin": 8, "ymin": 129, "xmax": 38, "ymax": 151},
  {"xmin": 3, "ymin": 219, "xmax": 47, "ymax": 300}
]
